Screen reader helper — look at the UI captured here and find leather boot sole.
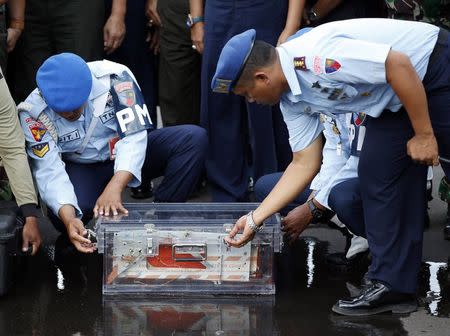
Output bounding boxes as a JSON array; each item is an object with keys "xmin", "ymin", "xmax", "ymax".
[{"xmin": 332, "ymin": 301, "xmax": 417, "ymax": 316}]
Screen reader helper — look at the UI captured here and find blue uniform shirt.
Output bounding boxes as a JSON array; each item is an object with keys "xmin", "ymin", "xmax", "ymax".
[
  {"xmin": 277, "ymin": 18, "xmax": 439, "ymax": 152},
  {"xmin": 18, "ymin": 60, "xmax": 151, "ymax": 218}
]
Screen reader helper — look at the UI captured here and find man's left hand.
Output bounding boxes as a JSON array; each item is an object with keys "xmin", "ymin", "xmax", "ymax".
[
  {"xmin": 94, "ymin": 186, "xmax": 128, "ymax": 217},
  {"xmin": 103, "ymin": 14, "xmax": 126, "ymax": 55},
  {"xmin": 282, "ymin": 203, "xmax": 312, "ymax": 244},
  {"xmin": 7, "ymin": 28, "xmax": 22, "ymax": 53},
  {"xmin": 407, "ymin": 133, "xmax": 439, "ymax": 166},
  {"xmin": 22, "ymin": 216, "xmax": 42, "ymax": 255}
]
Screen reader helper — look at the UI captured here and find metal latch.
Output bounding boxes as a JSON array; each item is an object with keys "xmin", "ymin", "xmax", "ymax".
[{"xmin": 172, "ymin": 243, "xmax": 207, "ymax": 261}]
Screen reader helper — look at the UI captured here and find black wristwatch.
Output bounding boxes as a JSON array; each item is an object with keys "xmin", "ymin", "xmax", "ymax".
[{"xmin": 307, "ymin": 199, "xmax": 328, "ymax": 224}]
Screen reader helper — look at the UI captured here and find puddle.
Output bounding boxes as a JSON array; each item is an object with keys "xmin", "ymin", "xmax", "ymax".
[{"xmin": 0, "ymin": 237, "xmax": 448, "ymax": 335}]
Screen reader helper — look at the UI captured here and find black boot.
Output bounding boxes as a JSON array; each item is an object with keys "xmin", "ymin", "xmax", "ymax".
[{"xmin": 332, "ymin": 281, "xmax": 417, "ymax": 316}]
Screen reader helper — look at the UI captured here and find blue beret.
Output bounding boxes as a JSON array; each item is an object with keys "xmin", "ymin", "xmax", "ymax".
[
  {"xmin": 36, "ymin": 53, "xmax": 92, "ymax": 112},
  {"xmin": 211, "ymin": 29, "xmax": 256, "ymax": 94}
]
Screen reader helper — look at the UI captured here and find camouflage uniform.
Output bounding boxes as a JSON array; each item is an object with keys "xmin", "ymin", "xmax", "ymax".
[{"xmin": 385, "ymin": 0, "xmax": 450, "ymax": 29}]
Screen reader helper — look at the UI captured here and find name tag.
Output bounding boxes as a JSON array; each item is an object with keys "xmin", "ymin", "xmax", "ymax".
[{"xmin": 58, "ymin": 129, "xmax": 81, "ymax": 143}]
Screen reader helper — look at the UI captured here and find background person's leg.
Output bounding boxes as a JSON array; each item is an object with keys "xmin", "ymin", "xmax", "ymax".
[
  {"xmin": 142, "ymin": 126, "xmax": 207, "ymax": 202},
  {"xmin": 254, "ymin": 173, "xmax": 311, "ymax": 216}
]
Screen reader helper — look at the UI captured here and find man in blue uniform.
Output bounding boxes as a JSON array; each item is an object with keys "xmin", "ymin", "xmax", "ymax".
[
  {"xmin": 255, "ymin": 110, "xmax": 369, "ymax": 265},
  {"xmin": 211, "ymin": 20, "xmax": 449, "ymax": 316},
  {"xmin": 188, "ymin": 0, "xmax": 302, "ymax": 202},
  {"xmin": 18, "ymin": 53, "xmax": 207, "ymax": 253}
]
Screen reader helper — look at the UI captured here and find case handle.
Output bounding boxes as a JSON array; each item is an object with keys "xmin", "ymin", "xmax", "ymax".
[{"xmin": 172, "ymin": 243, "xmax": 207, "ymax": 261}]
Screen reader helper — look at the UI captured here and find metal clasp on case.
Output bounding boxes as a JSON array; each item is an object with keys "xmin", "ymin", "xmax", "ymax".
[{"xmin": 172, "ymin": 243, "xmax": 207, "ymax": 261}]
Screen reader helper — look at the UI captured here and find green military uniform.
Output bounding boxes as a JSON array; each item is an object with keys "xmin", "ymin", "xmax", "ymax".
[
  {"xmin": 385, "ymin": 0, "xmax": 450, "ymax": 29},
  {"xmin": 10, "ymin": 0, "xmax": 104, "ymax": 103},
  {"xmin": 157, "ymin": 0, "xmax": 201, "ymax": 126}
]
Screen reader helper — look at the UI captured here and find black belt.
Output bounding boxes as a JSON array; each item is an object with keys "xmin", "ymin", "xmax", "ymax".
[{"xmin": 428, "ymin": 28, "xmax": 449, "ymax": 66}]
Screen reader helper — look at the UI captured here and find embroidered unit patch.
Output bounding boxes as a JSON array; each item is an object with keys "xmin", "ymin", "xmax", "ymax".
[
  {"xmin": 31, "ymin": 142, "xmax": 49, "ymax": 158},
  {"xmin": 29, "ymin": 123, "xmax": 47, "ymax": 142},
  {"xmin": 212, "ymin": 78, "xmax": 232, "ymax": 93},
  {"xmin": 354, "ymin": 112, "xmax": 366, "ymax": 126},
  {"xmin": 294, "ymin": 57, "xmax": 307, "ymax": 70},
  {"xmin": 313, "ymin": 56, "xmax": 322, "ymax": 74},
  {"xmin": 325, "ymin": 58, "xmax": 341, "ymax": 74}
]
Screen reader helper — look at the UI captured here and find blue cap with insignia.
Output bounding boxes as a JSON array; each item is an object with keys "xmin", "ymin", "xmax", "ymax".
[
  {"xmin": 211, "ymin": 29, "xmax": 256, "ymax": 94},
  {"xmin": 36, "ymin": 53, "xmax": 92, "ymax": 112}
]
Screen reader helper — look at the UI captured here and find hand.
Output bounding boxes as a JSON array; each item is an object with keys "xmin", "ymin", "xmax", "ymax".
[
  {"xmin": 146, "ymin": 26, "xmax": 160, "ymax": 55},
  {"xmin": 282, "ymin": 203, "xmax": 312, "ymax": 244},
  {"xmin": 103, "ymin": 14, "xmax": 126, "ymax": 55},
  {"xmin": 145, "ymin": 0, "xmax": 161, "ymax": 27},
  {"xmin": 407, "ymin": 133, "xmax": 439, "ymax": 166},
  {"xmin": 6, "ymin": 28, "xmax": 22, "ymax": 53},
  {"xmin": 22, "ymin": 217, "xmax": 42, "ymax": 256},
  {"xmin": 190, "ymin": 22, "xmax": 204, "ymax": 54},
  {"xmin": 94, "ymin": 185, "xmax": 128, "ymax": 217},
  {"xmin": 65, "ymin": 218, "xmax": 96, "ymax": 253},
  {"xmin": 277, "ymin": 26, "xmax": 298, "ymax": 46},
  {"xmin": 302, "ymin": 10, "xmax": 311, "ymax": 26},
  {"xmin": 223, "ymin": 215, "xmax": 255, "ymax": 248}
]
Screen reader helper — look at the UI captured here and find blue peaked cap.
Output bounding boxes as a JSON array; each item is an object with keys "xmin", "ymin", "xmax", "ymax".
[
  {"xmin": 36, "ymin": 53, "xmax": 92, "ymax": 112},
  {"xmin": 211, "ymin": 29, "xmax": 256, "ymax": 94}
]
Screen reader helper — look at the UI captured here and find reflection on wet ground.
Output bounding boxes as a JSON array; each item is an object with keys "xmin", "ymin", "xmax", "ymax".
[{"xmin": 0, "ymin": 237, "xmax": 448, "ymax": 335}]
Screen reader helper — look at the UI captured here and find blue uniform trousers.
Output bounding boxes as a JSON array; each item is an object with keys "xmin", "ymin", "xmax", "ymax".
[
  {"xmin": 357, "ymin": 29, "xmax": 450, "ymax": 294},
  {"xmin": 105, "ymin": 0, "xmax": 158, "ymax": 122},
  {"xmin": 49, "ymin": 125, "xmax": 207, "ymax": 232},
  {"xmin": 328, "ymin": 178, "xmax": 364, "ymax": 237},
  {"xmin": 201, "ymin": 0, "xmax": 291, "ymax": 202},
  {"xmin": 254, "ymin": 173, "xmax": 311, "ymax": 216}
]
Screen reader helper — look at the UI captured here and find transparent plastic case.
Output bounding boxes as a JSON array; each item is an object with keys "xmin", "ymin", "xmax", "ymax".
[{"xmin": 95, "ymin": 203, "xmax": 282, "ymax": 295}]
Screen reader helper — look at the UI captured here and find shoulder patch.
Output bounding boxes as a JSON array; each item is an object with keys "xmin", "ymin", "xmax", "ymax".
[
  {"xmin": 17, "ymin": 102, "xmax": 34, "ymax": 113},
  {"xmin": 28, "ymin": 121, "xmax": 47, "ymax": 142},
  {"xmin": 325, "ymin": 58, "xmax": 341, "ymax": 74},
  {"xmin": 31, "ymin": 142, "xmax": 49, "ymax": 158},
  {"xmin": 313, "ymin": 56, "xmax": 323, "ymax": 75},
  {"xmin": 294, "ymin": 57, "xmax": 307, "ymax": 70}
]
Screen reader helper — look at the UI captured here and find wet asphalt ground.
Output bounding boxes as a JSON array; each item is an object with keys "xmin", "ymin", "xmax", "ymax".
[{"xmin": 0, "ymin": 168, "xmax": 449, "ymax": 335}]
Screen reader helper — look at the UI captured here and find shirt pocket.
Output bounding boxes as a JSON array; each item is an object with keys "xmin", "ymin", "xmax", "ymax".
[{"xmin": 308, "ymin": 81, "xmax": 358, "ymax": 106}]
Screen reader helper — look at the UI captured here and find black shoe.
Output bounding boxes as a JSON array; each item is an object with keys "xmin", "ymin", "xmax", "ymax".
[
  {"xmin": 345, "ymin": 272, "xmax": 374, "ymax": 297},
  {"xmin": 332, "ymin": 281, "xmax": 417, "ymax": 316},
  {"xmin": 130, "ymin": 182, "xmax": 153, "ymax": 199}
]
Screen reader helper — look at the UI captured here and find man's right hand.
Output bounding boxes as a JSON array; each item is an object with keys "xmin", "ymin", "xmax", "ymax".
[
  {"xmin": 22, "ymin": 216, "xmax": 42, "ymax": 256},
  {"xmin": 65, "ymin": 218, "xmax": 96, "ymax": 253},
  {"xmin": 190, "ymin": 22, "xmax": 204, "ymax": 54}
]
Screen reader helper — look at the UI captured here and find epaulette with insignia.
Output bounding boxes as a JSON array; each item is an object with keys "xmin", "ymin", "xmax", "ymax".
[
  {"xmin": 17, "ymin": 102, "xmax": 34, "ymax": 113},
  {"xmin": 294, "ymin": 57, "xmax": 307, "ymax": 70}
]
